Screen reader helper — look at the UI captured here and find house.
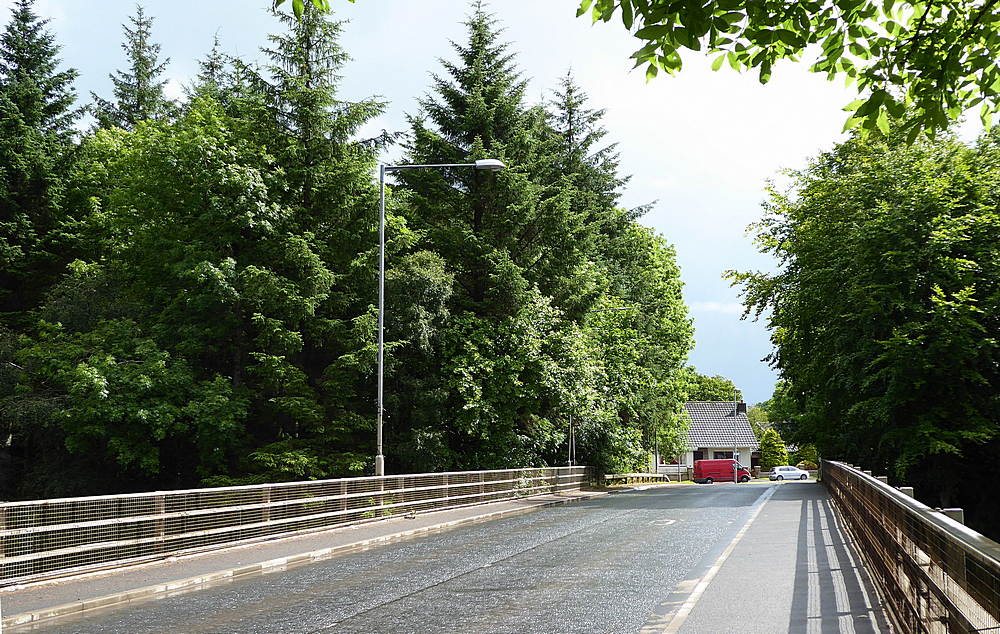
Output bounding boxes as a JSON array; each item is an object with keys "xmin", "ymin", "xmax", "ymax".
[{"xmin": 656, "ymin": 401, "xmax": 760, "ymax": 472}]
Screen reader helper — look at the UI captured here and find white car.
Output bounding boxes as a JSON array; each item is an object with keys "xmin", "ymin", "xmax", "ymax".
[{"xmin": 769, "ymin": 465, "xmax": 810, "ymax": 481}]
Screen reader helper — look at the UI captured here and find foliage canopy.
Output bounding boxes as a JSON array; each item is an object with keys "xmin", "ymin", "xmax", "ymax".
[
  {"xmin": 731, "ymin": 128, "xmax": 1000, "ymax": 533},
  {"xmin": 579, "ymin": 0, "xmax": 1000, "ymax": 140},
  {"xmin": 0, "ymin": 1, "xmax": 694, "ymax": 497}
]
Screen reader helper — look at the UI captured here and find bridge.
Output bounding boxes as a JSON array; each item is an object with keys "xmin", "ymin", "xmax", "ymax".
[{"xmin": 0, "ymin": 463, "xmax": 997, "ymax": 633}]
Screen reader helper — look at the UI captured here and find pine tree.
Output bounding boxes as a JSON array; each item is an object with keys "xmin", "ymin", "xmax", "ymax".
[
  {"xmin": 248, "ymin": 6, "xmax": 388, "ymax": 215},
  {"xmin": 546, "ymin": 71, "xmax": 625, "ymax": 212},
  {"xmin": 0, "ymin": 0, "xmax": 81, "ymax": 327},
  {"xmin": 205, "ymin": 5, "xmax": 390, "ymax": 481},
  {"xmin": 391, "ymin": 3, "xmax": 604, "ymax": 471},
  {"xmin": 92, "ymin": 5, "xmax": 173, "ymax": 130},
  {"xmin": 401, "ymin": 2, "xmax": 541, "ymax": 314},
  {"xmin": 187, "ymin": 34, "xmax": 228, "ymax": 101}
]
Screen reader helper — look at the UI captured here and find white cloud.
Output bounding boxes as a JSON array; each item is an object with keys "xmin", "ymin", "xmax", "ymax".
[{"xmin": 164, "ymin": 77, "xmax": 186, "ymax": 102}]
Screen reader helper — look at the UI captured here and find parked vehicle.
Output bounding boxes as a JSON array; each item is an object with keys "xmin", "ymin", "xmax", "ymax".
[
  {"xmin": 769, "ymin": 465, "xmax": 810, "ymax": 481},
  {"xmin": 693, "ymin": 459, "xmax": 751, "ymax": 484}
]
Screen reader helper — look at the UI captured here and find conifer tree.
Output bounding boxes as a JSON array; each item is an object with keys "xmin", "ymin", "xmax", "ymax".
[
  {"xmin": 0, "ymin": 0, "xmax": 80, "ymax": 327},
  {"xmin": 546, "ymin": 71, "xmax": 625, "ymax": 213},
  {"xmin": 381, "ymin": 3, "xmax": 694, "ymax": 475},
  {"xmin": 92, "ymin": 5, "xmax": 173, "ymax": 130},
  {"xmin": 249, "ymin": 7, "xmax": 388, "ymax": 214},
  {"xmin": 213, "ymin": 6, "xmax": 390, "ymax": 480},
  {"xmin": 188, "ymin": 34, "xmax": 228, "ymax": 101},
  {"xmin": 401, "ymin": 3, "xmax": 545, "ymax": 314},
  {"xmin": 391, "ymin": 3, "xmax": 601, "ymax": 470},
  {"xmin": 760, "ymin": 428, "xmax": 789, "ymax": 471}
]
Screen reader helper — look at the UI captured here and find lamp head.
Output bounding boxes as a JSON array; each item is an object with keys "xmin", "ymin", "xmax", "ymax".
[{"xmin": 474, "ymin": 158, "xmax": 506, "ymax": 171}]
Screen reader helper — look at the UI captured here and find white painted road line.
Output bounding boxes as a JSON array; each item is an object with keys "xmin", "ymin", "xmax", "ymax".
[{"xmin": 655, "ymin": 484, "xmax": 778, "ymax": 634}]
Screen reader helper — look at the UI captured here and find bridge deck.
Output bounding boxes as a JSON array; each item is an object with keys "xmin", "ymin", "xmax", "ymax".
[
  {"xmin": 670, "ymin": 482, "xmax": 888, "ymax": 633},
  {"xmin": 2, "ymin": 482, "xmax": 887, "ymax": 633}
]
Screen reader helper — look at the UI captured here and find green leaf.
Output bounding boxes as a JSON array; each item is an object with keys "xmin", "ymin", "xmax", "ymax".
[
  {"xmin": 711, "ymin": 54, "xmax": 726, "ymax": 71},
  {"xmin": 980, "ymin": 103, "xmax": 994, "ymax": 129},
  {"xmin": 759, "ymin": 60, "xmax": 772, "ymax": 84},
  {"xmin": 843, "ymin": 98, "xmax": 866, "ymax": 112},
  {"xmin": 635, "ymin": 25, "xmax": 670, "ymax": 39},
  {"xmin": 292, "ymin": 0, "xmax": 304, "ymax": 18},
  {"xmin": 621, "ymin": 1, "xmax": 634, "ymax": 29},
  {"xmin": 842, "ymin": 114, "xmax": 862, "ymax": 132},
  {"xmin": 646, "ymin": 62, "xmax": 659, "ymax": 81},
  {"xmin": 875, "ymin": 109, "xmax": 890, "ymax": 135}
]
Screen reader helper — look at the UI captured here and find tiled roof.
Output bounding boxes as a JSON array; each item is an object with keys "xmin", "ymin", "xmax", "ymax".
[{"xmin": 684, "ymin": 402, "xmax": 759, "ymax": 450}]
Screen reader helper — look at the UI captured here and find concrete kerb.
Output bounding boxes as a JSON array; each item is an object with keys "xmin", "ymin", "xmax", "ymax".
[{"xmin": 1, "ymin": 487, "xmax": 608, "ymax": 631}]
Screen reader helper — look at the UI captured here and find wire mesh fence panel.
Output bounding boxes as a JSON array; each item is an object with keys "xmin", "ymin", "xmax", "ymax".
[
  {"xmin": 0, "ymin": 466, "xmax": 589, "ymax": 586},
  {"xmin": 822, "ymin": 460, "xmax": 1000, "ymax": 633}
]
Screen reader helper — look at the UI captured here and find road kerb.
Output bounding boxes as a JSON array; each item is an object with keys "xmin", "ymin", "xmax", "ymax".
[{"xmin": 0, "ymin": 489, "xmax": 605, "ymax": 632}]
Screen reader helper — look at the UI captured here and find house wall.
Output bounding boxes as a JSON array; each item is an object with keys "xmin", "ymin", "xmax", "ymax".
[
  {"xmin": 652, "ymin": 447, "xmax": 760, "ymax": 475},
  {"xmin": 679, "ymin": 448, "xmax": 756, "ymax": 467}
]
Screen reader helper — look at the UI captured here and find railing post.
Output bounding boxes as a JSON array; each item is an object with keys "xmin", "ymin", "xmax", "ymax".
[
  {"xmin": 154, "ymin": 495, "xmax": 165, "ymax": 541},
  {"xmin": 262, "ymin": 487, "xmax": 271, "ymax": 524}
]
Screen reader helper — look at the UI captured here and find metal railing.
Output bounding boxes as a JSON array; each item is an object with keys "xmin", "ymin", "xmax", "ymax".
[
  {"xmin": 602, "ymin": 473, "xmax": 672, "ymax": 485},
  {"xmin": 0, "ymin": 466, "xmax": 590, "ymax": 587},
  {"xmin": 823, "ymin": 460, "xmax": 1000, "ymax": 633}
]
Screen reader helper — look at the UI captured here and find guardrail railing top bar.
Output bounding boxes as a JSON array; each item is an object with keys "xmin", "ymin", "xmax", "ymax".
[
  {"xmin": 825, "ymin": 460, "xmax": 1000, "ymax": 568},
  {"xmin": 0, "ymin": 466, "xmax": 591, "ymax": 587},
  {"xmin": 0, "ymin": 465, "xmax": 588, "ymax": 508}
]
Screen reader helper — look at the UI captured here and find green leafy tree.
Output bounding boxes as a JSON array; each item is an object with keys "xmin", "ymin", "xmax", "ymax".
[
  {"xmin": 681, "ymin": 368, "xmax": 741, "ymax": 402},
  {"xmin": 731, "ymin": 128, "xmax": 1000, "ymax": 535},
  {"xmin": 232, "ymin": 6, "xmax": 390, "ymax": 481},
  {"xmin": 747, "ymin": 402, "xmax": 771, "ymax": 440},
  {"xmin": 794, "ymin": 444, "xmax": 819, "ymax": 468},
  {"xmin": 388, "ymin": 3, "xmax": 693, "ymax": 475},
  {"xmin": 759, "ymin": 428, "xmax": 788, "ymax": 470},
  {"xmin": 92, "ymin": 5, "xmax": 174, "ymax": 130},
  {"xmin": 579, "ymin": 0, "xmax": 1000, "ymax": 140},
  {"xmin": 582, "ymin": 222, "xmax": 693, "ymax": 473},
  {"xmin": 273, "ymin": 0, "xmax": 334, "ymax": 18},
  {"xmin": 0, "ymin": 0, "xmax": 81, "ymax": 329}
]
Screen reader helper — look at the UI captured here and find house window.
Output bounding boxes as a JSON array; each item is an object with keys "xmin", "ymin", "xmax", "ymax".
[
  {"xmin": 713, "ymin": 451, "xmax": 734, "ymax": 459},
  {"xmin": 693, "ymin": 451, "xmax": 704, "ymax": 461}
]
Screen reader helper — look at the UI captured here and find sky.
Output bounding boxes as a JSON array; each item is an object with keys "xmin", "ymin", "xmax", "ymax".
[{"xmin": 4, "ymin": 0, "xmax": 888, "ymax": 404}]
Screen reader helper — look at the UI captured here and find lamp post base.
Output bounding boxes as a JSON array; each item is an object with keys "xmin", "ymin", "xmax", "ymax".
[{"xmin": 375, "ymin": 454, "xmax": 385, "ymax": 476}]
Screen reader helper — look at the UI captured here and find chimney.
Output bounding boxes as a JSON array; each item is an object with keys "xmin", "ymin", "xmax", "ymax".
[{"xmin": 736, "ymin": 402, "xmax": 747, "ymax": 415}]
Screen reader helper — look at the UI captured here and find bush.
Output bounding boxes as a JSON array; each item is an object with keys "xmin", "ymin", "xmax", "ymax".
[{"xmin": 760, "ymin": 428, "xmax": 788, "ymax": 471}]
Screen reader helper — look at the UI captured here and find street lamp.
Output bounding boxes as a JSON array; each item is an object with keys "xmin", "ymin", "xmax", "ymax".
[{"xmin": 375, "ymin": 158, "xmax": 506, "ymax": 476}]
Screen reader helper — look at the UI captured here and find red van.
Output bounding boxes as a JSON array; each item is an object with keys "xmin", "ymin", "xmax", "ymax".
[{"xmin": 693, "ymin": 459, "xmax": 751, "ymax": 484}]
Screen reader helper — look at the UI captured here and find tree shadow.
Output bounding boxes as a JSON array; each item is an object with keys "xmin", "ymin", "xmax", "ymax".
[{"xmin": 788, "ymin": 488, "xmax": 889, "ymax": 632}]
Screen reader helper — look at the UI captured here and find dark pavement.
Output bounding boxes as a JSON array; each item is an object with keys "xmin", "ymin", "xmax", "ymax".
[{"xmin": 9, "ymin": 483, "xmax": 887, "ymax": 633}]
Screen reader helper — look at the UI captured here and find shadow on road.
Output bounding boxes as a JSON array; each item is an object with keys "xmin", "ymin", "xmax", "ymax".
[{"xmin": 787, "ymin": 485, "xmax": 886, "ymax": 632}]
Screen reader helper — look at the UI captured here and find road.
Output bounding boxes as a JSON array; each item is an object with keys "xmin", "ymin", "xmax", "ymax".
[{"xmin": 36, "ymin": 484, "xmax": 771, "ymax": 633}]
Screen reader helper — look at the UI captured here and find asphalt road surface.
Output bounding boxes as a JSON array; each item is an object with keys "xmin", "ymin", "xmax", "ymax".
[{"xmin": 40, "ymin": 484, "xmax": 774, "ymax": 634}]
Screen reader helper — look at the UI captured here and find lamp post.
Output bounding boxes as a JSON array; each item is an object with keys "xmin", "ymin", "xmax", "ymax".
[{"xmin": 375, "ymin": 158, "xmax": 505, "ymax": 476}]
